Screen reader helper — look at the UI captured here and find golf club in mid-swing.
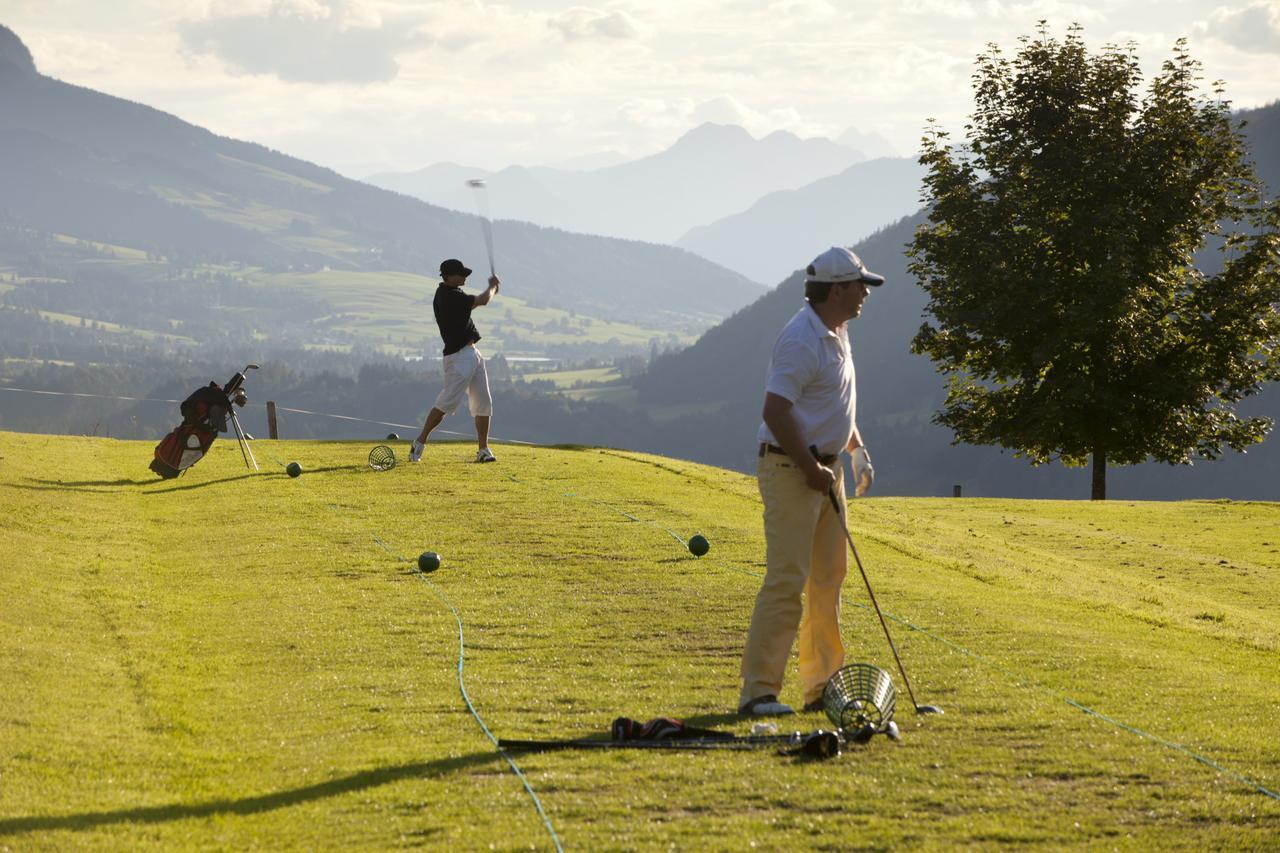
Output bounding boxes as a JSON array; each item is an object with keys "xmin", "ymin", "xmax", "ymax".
[
  {"xmin": 465, "ymin": 178, "xmax": 496, "ymax": 277},
  {"xmin": 812, "ymin": 446, "xmax": 943, "ymax": 716}
]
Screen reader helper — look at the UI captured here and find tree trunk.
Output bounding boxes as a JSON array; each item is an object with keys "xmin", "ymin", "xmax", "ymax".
[{"xmin": 1091, "ymin": 447, "xmax": 1107, "ymax": 500}]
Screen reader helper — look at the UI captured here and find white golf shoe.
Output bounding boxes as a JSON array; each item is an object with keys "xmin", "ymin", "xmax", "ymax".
[
  {"xmin": 409, "ymin": 440, "xmax": 424, "ymax": 463},
  {"xmin": 475, "ymin": 447, "xmax": 496, "ymax": 463}
]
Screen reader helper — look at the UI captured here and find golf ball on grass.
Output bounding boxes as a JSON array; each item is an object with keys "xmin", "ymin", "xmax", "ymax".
[
  {"xmin": 418, "ymin": 552, "xmax": 441, "ymax": 573},
  {"xmin": 286, "ymin": 462, "xmax": 302, "ymax": 478},
  {"xmin": 688, "ymin": 534, "xmax": 710, "ymax": 557}
]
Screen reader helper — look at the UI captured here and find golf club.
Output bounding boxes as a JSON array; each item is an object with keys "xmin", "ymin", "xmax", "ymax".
[
  {"xmin": 465, "ymin": 178, "xmax": 496, "ymax": 277},
  {"xmin": 224, "ymin": 364, "xmax": 259, "ymax": 471},
  {"xmin": 499, "ymin": 728, "xmax": 846, "ymax": 758},
  {"xmin": 812, "ymin": 446, "xmax": 943, "ymax": 716}
]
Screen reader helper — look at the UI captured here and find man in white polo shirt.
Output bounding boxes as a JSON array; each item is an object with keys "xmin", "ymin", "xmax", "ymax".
[{"xmin": 738, "ymin": 246, "xmax": 882, "ymax": 717}]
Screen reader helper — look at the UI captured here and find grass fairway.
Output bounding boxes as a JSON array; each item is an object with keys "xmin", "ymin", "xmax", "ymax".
[{"xmin": 1, "ymin": 432, "xmax": 1277, "ymax": 849}]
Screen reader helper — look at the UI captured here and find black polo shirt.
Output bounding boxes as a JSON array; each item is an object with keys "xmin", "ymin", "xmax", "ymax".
[{"xmin": 433, "ymin": 284, "xmax": 482, "ymax": 356}]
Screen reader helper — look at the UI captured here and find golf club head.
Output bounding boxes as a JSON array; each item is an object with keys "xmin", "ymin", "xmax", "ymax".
[
  {"xmin": 849, "ymin": 724, "xmax": 876, "ymax": 744},
  {"xmin": 244, "ymin": 364, "xmax": 259, "ymax": 372},
  {"xmin": 915, "ymin": 705, "xmax": 944, "ymax": 715},
  {"xmin": 793, "ymin": 722, "xmax": 844, "ymax": 758}
]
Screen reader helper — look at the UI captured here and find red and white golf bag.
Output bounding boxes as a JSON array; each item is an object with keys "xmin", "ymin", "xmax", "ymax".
[{"xmin": 149, "ymin": 383, "xmax": 232, "ymax": 479}]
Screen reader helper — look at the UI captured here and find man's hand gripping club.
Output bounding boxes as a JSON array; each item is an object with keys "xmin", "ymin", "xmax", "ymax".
[{"xmin": 761, "ymin": 392, "xmax": 836, "ymax": 493}]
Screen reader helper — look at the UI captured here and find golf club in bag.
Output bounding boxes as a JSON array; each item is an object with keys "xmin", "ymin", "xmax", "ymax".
[
  {"xmin": 812, "ymin": 446, "xmax": 943, "ymax": 716},
  {"xmin": 150, "ymin": 365, "xmax": 259, "ymax": 478}
]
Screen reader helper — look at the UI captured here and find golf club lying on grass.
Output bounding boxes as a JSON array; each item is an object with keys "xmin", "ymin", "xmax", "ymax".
[
  {"xmin": 498, "ymin": 707, "xmax": 902, "ymax": 761},
  {"xmin": 499, "ymin": 728, "xmax": 848, "ymax": 759},
  {"xmin": 813, "ymin": 446, "xmax": 944, "ymax": 717}
]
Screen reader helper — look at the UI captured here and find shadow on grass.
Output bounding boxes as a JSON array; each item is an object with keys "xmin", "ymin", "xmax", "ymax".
[
  {"xmin": 0, "ymin": 751, "xmax": 497, "ymax": 836},
  {"xmin": 12, "ymin": 465, "xmax": 362, "ymax": 495}
]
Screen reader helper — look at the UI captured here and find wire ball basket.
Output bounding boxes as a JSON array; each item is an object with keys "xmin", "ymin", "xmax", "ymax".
[
  {"xmin": 368, "ymin": 445, "xmax": 397, "ymax": 471},
  {"xmin": 822, "ymin": 663, "xmax": 897, "ymax": 731}
]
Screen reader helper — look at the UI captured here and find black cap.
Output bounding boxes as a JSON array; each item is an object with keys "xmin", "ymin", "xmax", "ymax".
[{"xmin": 440, "ymin": 258, "xmax": 472, "ymax": 277}]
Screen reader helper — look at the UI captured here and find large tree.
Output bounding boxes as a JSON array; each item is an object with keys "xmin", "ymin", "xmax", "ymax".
[{"xmin": 909, "ymin": 25, "xmax": 1280, "ymax": 499}]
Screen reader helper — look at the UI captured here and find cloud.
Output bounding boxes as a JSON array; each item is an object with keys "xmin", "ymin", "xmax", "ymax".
[
  {"xmin": 548, "ymin": 7, "xmax": 639, "ymax": 41},
  {"xmin": 690, "ymin": 95, "xmax": 751, "ymax": 126},
  {"xmin": 1197, "ymin": 2, "xmax": 1280, "ymax": 54},
  {"xmin": 179, "ymin": 0, "xmax": 427, "ymax": 84}
]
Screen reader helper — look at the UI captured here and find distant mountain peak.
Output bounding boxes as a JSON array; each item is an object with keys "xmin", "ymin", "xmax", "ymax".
[
  {"xmin": 672, "ymin": 122, "xmax": 754, "ymax": 149},
  {"xmin": 761, "ymin": 129, "xmax": 802, "ymax": 144},
  {"xmin": 0, "ymin": 25, "xmax": 37, "ymax": 75}
]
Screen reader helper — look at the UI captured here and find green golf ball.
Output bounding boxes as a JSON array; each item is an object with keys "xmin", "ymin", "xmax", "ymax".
[
  {"xmin": 286, "ymin": 462, "xmax": 302, "ymax": 478},
  {"xmin": 418, "ymin": 552, "xmax": 441, "ymax": 573},
  {"xmin": 688, "ymin": 534, "xmax": 710, "ymax": 557}
]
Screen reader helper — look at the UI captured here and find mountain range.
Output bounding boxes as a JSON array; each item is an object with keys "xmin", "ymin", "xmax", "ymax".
[
  {"xmin": 675, "ymin": 156, "xmax": 927, "ymax": 282},
  {"xmin": 366, "ymin": 124, "xmax": 870, "ymax": 249},
  {"xmin": 0, "ymin": 25, "xmax": 760, "ymax": 332}
]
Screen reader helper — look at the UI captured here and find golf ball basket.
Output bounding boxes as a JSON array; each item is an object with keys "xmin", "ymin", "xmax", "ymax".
[
  {"xmin": 822, "ymin": 663, "xmax": 896, "ymax": 732},
  {"xmin": 369, "ymin": 445, "xmax": 396, "ymax": 471}
]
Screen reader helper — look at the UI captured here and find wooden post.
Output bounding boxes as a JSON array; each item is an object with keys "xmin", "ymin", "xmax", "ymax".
[
  {"xmin": 952, "ymin": 484, "xmax": 962, "ymax": 498},
  {"xmin": 266, "ymin": 401, "xmax": 279, "ymax": 439}
]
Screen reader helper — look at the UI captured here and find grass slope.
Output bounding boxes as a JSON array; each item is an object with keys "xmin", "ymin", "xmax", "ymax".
[{"xmin": 1, "ymin": 432, "xmax": 1277, "ymax": 849}]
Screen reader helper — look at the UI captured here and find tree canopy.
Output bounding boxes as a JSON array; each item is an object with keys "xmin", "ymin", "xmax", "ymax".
[{"xmin": 909, "ymin": 24, "xmax": 1280, "ymax": 499}]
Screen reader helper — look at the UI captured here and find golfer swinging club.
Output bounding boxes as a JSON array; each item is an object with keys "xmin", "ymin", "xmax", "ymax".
[
  {"xmin": 410, "ymin": 258, "xmax": 501, "ymax": 464},
  {"xmin": 738, "ymin": 246, "xmax": 881, "ymax": 717}
]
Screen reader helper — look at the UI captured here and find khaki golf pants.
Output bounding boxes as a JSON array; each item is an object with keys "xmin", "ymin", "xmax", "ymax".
[{"xmin": 739, "ymin": 452, "xmax": 848, "ymax": 708}]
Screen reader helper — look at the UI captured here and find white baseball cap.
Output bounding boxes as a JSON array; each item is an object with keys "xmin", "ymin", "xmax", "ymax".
[{"xmin": 805, "ymin": 246, "xmax": 884, "ymax": 286}]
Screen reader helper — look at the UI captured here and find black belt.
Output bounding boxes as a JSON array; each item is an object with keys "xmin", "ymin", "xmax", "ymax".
[{"xmin": 759, "ymin": 443, "xmax": 837, "ymax": 465}]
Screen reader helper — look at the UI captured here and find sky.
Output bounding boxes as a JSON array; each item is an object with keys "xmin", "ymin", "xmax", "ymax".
[{"xmin": 3, "ymin": 0, "xmax": 1279, "ymax": 179}]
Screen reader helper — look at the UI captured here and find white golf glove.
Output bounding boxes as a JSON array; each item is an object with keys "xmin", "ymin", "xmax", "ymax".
[{"xmin": 852, "ymin": 447, "xmax": 874, "ymax": 497}]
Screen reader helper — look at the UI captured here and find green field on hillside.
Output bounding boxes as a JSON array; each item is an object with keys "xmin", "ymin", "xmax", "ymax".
[
  {"xmin": 264, "ymin": 269, "xmax": 681, "ymax": 354},
  {"xmin": 1, "ymin": 237, "xmax": 690, "ymax": 357},
  {"xmin": 1, "ymin": 432, "xmax": 1277, "ymax": 849}
]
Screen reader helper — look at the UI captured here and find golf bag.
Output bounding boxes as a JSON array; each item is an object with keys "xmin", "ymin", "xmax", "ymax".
[{"xmin": 149, "ymin": 369, "xmax": 251, "ymax": 479}]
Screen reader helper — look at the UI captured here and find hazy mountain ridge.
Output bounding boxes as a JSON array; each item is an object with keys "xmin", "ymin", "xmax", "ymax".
[
  {"xmin": 366, "ymin": 123, "xmax": 868, "ymax": 248},
  {"xmin": 676, "ymin": 156, "xmax": 928, "ymax": 282},
  {"xmin": 0, "ymin": 25, "xmax": 761, "ymax": 329}
]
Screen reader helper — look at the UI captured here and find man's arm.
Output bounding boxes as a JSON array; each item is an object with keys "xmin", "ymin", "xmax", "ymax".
[
  {"xmin": 762, "ymin": 392, "xmax": 835, "ymax": 494},
  {"xmin": 473, "ymin": 275, "xmax": 500, "ymax": 307}
]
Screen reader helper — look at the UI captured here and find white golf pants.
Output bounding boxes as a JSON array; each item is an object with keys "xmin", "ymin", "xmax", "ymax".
[{"xmin": 433, "ymin": 345, "xmax": 493, "ymax": 417}]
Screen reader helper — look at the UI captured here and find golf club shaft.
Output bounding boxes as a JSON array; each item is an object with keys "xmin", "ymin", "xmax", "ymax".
[
  {"xmin": 229, "ymin": 409, "xmax": 258, "ymax": 471},
  {"xmin": 500, "ymin": 737, "xmax": 768, "ymax": 752},
  {"xmin": 825, "ymin": 484, "xmax": 925, "ymax": 714},
  {"xmin": 469, "ymin": 183, "xmax": 496, "ymax": 276},
  {"xmin": 501, "ymin": 728, "xmax": 841, "ymax": 751}
]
